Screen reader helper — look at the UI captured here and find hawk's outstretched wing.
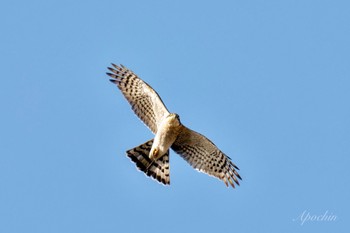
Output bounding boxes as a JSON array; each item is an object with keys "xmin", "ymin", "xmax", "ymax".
[
  {"xmin": 171, "ymin": 126, "xmax": 242, "ymax": 188},
  {"xmin": 107, "ymin": 64, "xmax": 170, "ymax": 133}
]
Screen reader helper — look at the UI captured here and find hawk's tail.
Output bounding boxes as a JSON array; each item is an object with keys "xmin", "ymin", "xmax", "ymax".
[{"xmin": 126, "ymin": 139, "xmax": 170, "ymax": 185}]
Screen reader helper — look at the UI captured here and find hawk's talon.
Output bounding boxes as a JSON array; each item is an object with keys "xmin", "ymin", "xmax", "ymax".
[{"xmin": 151, "ymin": 148, "xmax": 159, "ymax": 160}]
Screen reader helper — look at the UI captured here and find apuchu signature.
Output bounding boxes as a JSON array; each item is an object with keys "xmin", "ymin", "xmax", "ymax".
[{"xmin": 293, "ymin": 210, "xmax": 337, "ymax": 226}]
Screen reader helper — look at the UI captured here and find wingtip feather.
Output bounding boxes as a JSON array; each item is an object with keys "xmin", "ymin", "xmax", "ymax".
[
  {"xmin": 107, "ymin": 67, "xmax": 115, "ymax": 72},
  {"xmin": 109, "ymin": 79, "xmax": 117, "ymax": 83}
]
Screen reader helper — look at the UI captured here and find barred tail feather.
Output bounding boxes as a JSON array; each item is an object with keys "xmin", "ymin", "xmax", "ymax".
[{"xmin": 126, "ymin": 139, "xmax": 170, "ymax": 185}]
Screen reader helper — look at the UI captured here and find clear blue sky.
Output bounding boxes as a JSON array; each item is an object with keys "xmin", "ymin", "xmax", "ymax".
[{"xmin": 1, "ymin": 0, "xmax": 349, "ymax": 232}]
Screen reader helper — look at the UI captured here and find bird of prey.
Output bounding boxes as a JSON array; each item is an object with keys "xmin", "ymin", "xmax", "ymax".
[{"xmin": 106, "ymin": 64, "xmax": 241, "ymax": 188}]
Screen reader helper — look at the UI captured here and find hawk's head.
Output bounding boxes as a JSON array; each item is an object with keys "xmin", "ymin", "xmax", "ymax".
[{"xmin": 168, "ymin": 113, "xmax": 181, "ymax": 126}]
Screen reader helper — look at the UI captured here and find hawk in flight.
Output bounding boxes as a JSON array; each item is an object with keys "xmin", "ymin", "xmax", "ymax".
[{"xmin": 107, "ymin": 64, "xmax": 241, "ymax": 188}]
